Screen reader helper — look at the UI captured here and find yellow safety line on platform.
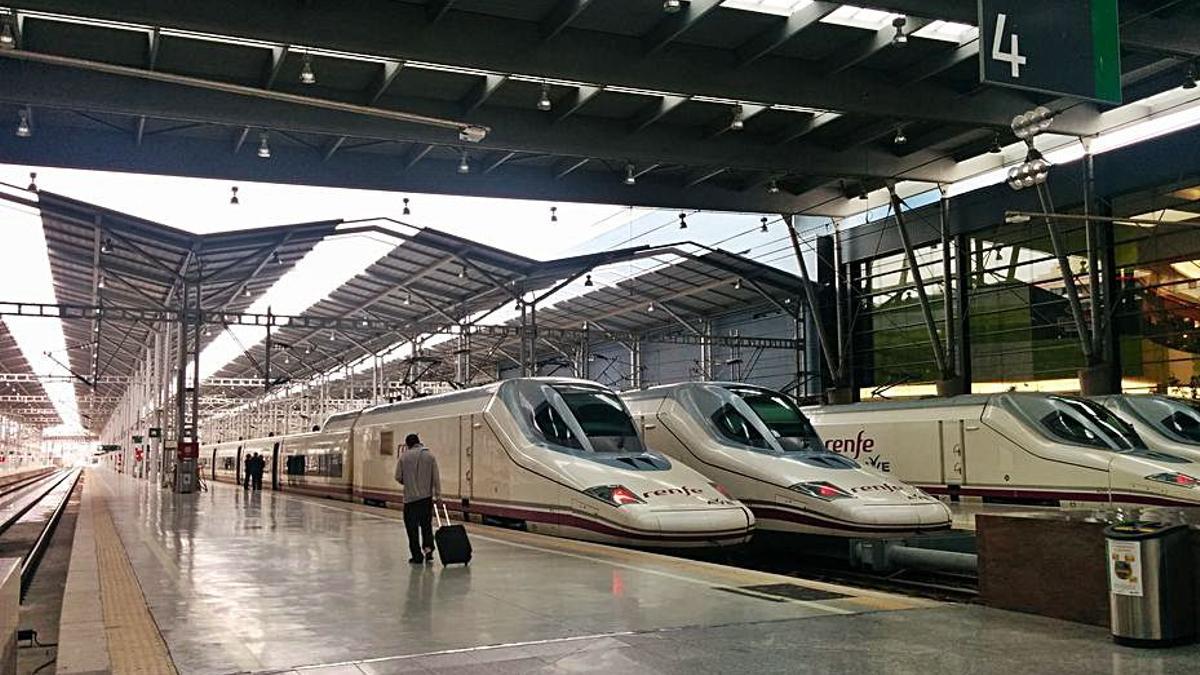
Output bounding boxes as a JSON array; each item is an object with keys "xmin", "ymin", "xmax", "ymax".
[{"xmin": 94, "ymin": 498, "xmax": 178, "ymax": 675}]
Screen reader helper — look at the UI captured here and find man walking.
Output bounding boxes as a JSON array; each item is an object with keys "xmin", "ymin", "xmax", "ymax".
[
  {"xmin": 243, "ymin": 452, "xmax": 252, "ymax": 490},
  {"xmin": 395, "ymin": 433, "xmax": 440, "ymax": 564}
]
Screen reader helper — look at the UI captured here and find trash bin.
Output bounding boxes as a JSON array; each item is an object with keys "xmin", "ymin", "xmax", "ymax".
[{"xmin": 1104, "ymin": 521, "xmax": 1195, "ymax": 647}]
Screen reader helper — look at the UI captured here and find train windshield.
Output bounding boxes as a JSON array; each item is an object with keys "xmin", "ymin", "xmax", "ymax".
[
  {"xmin": 1119, "ymin": 396, "xmax": 1200, "ymax": 444},
  {"xmin": 501, "ymin": 381, "xmax": 645, "ymax": 454},
  {"xmin": 1007, "ymin": 395, "xmax": 1147, "ymax": 451},
  {"xmin": 677, "ymin": 384, "xmax": 827, "ymax": 456},
  {"xmin": 722, "ymin": 385, "xmax": 824, "ymax": 453}
]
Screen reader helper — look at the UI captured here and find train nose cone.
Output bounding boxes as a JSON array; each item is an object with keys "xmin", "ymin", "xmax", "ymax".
[{"xmin": 644, "ymin": 506, "xmax": 754, "ymax": 546}]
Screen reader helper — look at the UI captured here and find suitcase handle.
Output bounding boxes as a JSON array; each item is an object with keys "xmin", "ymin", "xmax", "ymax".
[{"xmin": 434, "ymin": 500, "xmax": 451, "ymax": 527}]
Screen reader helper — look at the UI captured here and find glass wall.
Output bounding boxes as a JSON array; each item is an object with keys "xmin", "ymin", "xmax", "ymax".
[{"xmin": 850, "ymin": 183, "xmax": 1200, "ymax": 398}]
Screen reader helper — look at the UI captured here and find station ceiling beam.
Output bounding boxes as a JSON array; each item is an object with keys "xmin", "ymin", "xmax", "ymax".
[{"xmin": 4, "ymin": 0, "xmax": 1039, "ymax": 129}]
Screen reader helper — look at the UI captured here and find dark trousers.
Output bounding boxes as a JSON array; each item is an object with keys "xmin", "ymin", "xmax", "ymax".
[
  {"xmin": 403, "ymin": 497, "xmax": 434, "ymax": 560},
  {"xmin": 251, "ymin": 471, "xmax": 263, "ymax": 490},
  {"xmin": 243, "ymin": 469, "xmax": 250, "ymax": 489}
]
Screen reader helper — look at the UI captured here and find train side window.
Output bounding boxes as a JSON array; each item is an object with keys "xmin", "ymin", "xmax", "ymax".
[
  {"xmin": 711, "ymin": 404, "xmax": 770, "ymax": 449},
  {"xmin": 1164, "ymin": 411, "xmax": 1200, "ymax": 442},
  {"xmin": 380, "ymin": 430, "xmax": 394, "ymax": 456}
]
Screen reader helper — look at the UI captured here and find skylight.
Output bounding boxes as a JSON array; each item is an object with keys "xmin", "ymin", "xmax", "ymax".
[
  {"xmin": 912, "ymin": 20, "xmax": 978, "ymax": 43},
  {"xmin": 720, "ymin": 0, "xmax": 814, "ymax": 16},
  {"xmin": 820, "ymin": 5, "xmax": 902, "ymax": 31}
]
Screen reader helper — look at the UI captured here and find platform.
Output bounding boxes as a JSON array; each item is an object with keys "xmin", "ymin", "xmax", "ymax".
[{"xmin": 58, "ymin": 470, "xmax": 1200, "ymax": 674}]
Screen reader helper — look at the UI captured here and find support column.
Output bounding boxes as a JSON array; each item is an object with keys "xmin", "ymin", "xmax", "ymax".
[
  {"xmin": 629, "ymin": 337, "xmax": 642, "ymax": 390},
  {"xmin": 1079, "ymin": 151, "xmax": 1121, "ymax": 394},
  {"xmin": 954, "ymin": 233, "xmax": 973, "ymax": 393}
]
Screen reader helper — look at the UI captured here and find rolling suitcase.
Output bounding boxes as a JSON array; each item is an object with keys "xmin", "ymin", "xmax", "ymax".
[{"xmin": 434, "ymin": 502, "xmax": 472, "ymax": 566}]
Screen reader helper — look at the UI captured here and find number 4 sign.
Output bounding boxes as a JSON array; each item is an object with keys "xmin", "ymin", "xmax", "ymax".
[
  {"xmin": 979, "ymin": 0, "xmax": 1121, "ymax": 104},
  {"xmin": 990, "ymin": 13, "xmax": 1027, "ymax": 78}
]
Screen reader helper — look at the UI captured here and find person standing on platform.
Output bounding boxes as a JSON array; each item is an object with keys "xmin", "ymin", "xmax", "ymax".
[
  {"xmin": 395, "ymin": 433, "xmax": 440, "ymax": 564},
  {"xmin": 243, "ymin": 453, "xmax": 252, "ymax": 490},
  {"xmin": 251, "ymin": 452, "xmax": 265, "ymax": 491}
]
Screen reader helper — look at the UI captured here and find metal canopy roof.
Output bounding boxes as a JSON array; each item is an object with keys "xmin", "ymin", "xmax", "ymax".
[
  {"xmin": 0, "ymin": 1, "xmax": 1196, "ymax": 214},
  {"xmin": 0, "ymin": 319, "xmax": 61, "ymax": 426},
  {"xmin": 27, "ymin": 188, "xmax": 337, "ymax": 430},
  {"xmin": 209, "ymin": 224, "xmax": 668, "ymax": 398},
  {"xmin": 409, "ymin": 246, "xmax": 806, "ymax": 383}
]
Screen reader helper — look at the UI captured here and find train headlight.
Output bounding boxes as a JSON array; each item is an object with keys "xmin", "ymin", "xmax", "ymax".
[
  {"xmin": 709, "ymin": 482, "xmax": 735, "ymax": 499},
  {"xmin": 584, "ymin": 485, "xmax": 645, "ymax": 507},
  {"xmin": 1145, "ymin": 472, "xmax": 1199, "ymax": 488},
  {"xmin": 789, "ymin": 481, "xmax": 855, "ymax": 501}
]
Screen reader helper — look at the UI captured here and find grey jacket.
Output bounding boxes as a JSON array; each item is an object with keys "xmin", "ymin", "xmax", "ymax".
[{"xmin": 394, "ymin": 444, "xmax": 441, "ymax": 503}]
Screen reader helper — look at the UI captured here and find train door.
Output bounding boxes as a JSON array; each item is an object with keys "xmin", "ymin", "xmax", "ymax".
[
  {"xmin": 271, "ymin": 442, "xmax": 281, "ymax": 491},
  {"xmin": 940, "ymin": 420, "xmax": 965, "ymax": 486},
  {"xmin": 236, "ymin": 445, "xmax": 244, "ymax": 486},
  {"xmin": 211, "ymin": 448, "xmax": 218, "ymax": 481},
  {"xmin": 459, "ymin": 415, "xmax": 475, "ymax": 506}
]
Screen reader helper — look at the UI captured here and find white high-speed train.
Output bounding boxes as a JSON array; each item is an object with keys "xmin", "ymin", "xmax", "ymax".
[
  {"xmin": 804, "ymin": 393, "xmax": 1200, "ymax": 507},
  {"xmin": 203, "ymin": 377, "xmax": 755, "ymax": 548},
  {"xmin": 1098, "ymin": 395, "xmax": 1200, "ymax": 467},
  {"xmin": 622, "ymin": 383, "xmax": 952, "ymax": 537}
]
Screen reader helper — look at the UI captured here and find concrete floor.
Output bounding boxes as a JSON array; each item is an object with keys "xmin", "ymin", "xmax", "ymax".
[{"xmin": 85, "ymin": 471, "xmax": 1200, "ymax": 674}]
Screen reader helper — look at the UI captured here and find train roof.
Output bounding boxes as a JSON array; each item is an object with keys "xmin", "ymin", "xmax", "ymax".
[
  {"xmin": 810, "ymin": 392, "xmax": 1091, "ymax": 414},
  {"xmin": 355, "ymin": 377, "xmax": 610, "ymax": 422},
  {"xmin": 623, "ymin": 381, "xmax": 781, "ymax": 401}
]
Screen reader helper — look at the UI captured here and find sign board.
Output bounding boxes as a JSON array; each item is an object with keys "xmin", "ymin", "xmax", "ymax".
[
  {"xmin": 979, "ymin": 0, "xmax": 1121, "ymax": 104},
  {"xmin": 177, "ymin": 441, "xmax": 199, "ymax": 460},
  {"xmin": 1106, "ymin": 539, "xmax": 1144, "ymax": 597},
  {"xmin": 100, "ymin": 444, "xmax": 120, "ymax": 453},
  {"xmin": 148, "ymin": 427, "xmax": 162, "ymax": 439},
  {"xmin": 132, "ymin": 435, "xmax": 144, "ymax": 444}
]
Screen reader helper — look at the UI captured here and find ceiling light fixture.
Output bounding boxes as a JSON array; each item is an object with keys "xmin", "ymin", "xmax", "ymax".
[
  {"xmin": 27, "ymin": 171, "xmax": 37, "ymax": 192},
  {"xmin": 1185, "ymin": 63, "xmax": 1198, "ymax": 90},
  {"xmin": 537, "ymin": 82, "xmax": 552, "ymax": 111},
  {"xmin": 230, "ymin": 185, "xmax": 240, "ymax": 204},
  {"xmin": 457, "ymin": 149, "xmax": 470, "ymax": 174},
  {"xmin": 100, "ymin": 237, "xmax": 112, "ymax": 254},
  {"xmin": 272, "ymin": 251, "xmax": 282, "ymax": 265},
  {"xmin": 733, "ymin": 278, "xmax": 742, "ymax": 290},
  {"xmin": 760, "ymin": 216, "xmax": 769, "ymax": 233},
  {"xmin": 624, "ymin": 163, "xmax": 636, "ymax": 185},
  {"xmin": 767, "ymin": 180, "xmax": 780, "ymax": 194},
  {"xmin": 97, "ymin": 275, "xmax": 105, "ymax": 290},
  {"xmin": 257, "ymin": 132, "xmax": 271, "ymax": 159},
  {"xmin": 989, "ymin": 133, "xmax": 1003, "ymax": 154},
  {"xmin": 329, "ymin": 331, "xmax": 336, "ymax": 341},
  {"xmin": 300, "ymin": 53, "xmax": 316, "ymax": 85},
  {"xmin": 1006, "ymin": 150, "xmax": 1051, "ymax": 191},
  {"xmin": 892, "ymin": 16, "xmax": 908, "ymax": 45},
  {"xmin": 584, "ymin": 274, "xmax": 594, "ymax": 287},
  {"xmin": 15, "ymin": 109, "xmax": 30, "ymax": 138},
  {"xmin": 893, "ymin": 126, "xmax": 907, "ymax": 145},
  {"xmin": 0, "ymin": 20, "xmax": 13, "ymax": 47},
  {"xmin": 663, "ymin": 0, "xmax": 682, "ymax": 13},
  {"xmin": 730, "ymin": 104, "xmax": 745, "ymax": 131},
  {"xmin": 678, "ymin": 212, "xmax": 687, "ymax": 229},
  {"xmin": 1011, "ymin": 105, "xmax": 1055, "ymax": 141},
  {"xmin": 647, "ymin": 303, "xmax": 655, "ymax": 312},
  {"xmin": 550, "ymin": 206, "xmax": 558, "ymax": 223},
  {"xmin": 458, "ymin": 264, "xmax": 467, "ymax": 279},
  {"xmin": 402, "ymin": 197, "xmax": 411, "ymax": 216},
  {"xmin": 243, "ymin": 286, "xmax": 252, "ymax": 298}
]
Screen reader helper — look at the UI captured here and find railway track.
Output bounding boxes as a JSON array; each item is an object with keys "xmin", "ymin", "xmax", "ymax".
[{"xmin": 0, "ymin": 468, "xmax": 82, "ymax": 597}]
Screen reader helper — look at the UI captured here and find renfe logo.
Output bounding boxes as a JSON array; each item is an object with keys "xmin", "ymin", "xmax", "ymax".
[
  {"xmin": 825, "ymin": 430, "xmax": 875, "ymax": 460},
  {"xmin": 643, "ymin": 486, "xmax": 704, "ymax": 498}
]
